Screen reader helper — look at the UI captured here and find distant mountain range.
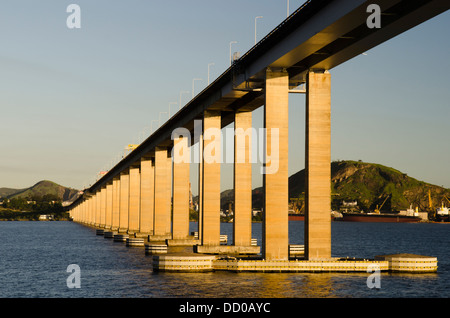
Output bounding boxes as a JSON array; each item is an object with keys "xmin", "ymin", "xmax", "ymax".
[
  {"xmin": 0, "ymin": 180, "xmax": 80, "ymax": 203},
  {"xmin": 219, "ymin": 160, "xmax": 450, "ymax": 213},
  {"xmin": 2, "ymin": 160, "xmax": 449, "ymax": 213}
]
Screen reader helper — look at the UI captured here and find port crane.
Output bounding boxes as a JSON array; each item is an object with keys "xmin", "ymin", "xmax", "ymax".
[
  {"xmin": 374, "ymin": 194, "xmax": 390, "ymax": 214},
  {"xmin": 443, "ymin": 195, "xmax": 450, "ymax": 206},
  {"xmin": 428, "ymin": 189, "xmax": 434, "ymax": 211}
]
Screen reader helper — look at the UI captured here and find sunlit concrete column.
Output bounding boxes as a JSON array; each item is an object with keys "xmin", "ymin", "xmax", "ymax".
[
  {"xmin": 119, "ymin": 169, "xmax": 129, "ymax": 233},
  {"xmin": 263, "ymin": 68, "xmax": 289, "ymax": 260},
  {"xmin": 84, "ymin": 200, "xmax": 89, "ymax": 224},
  {"xmin": 139, "ymin": 156, "xmax": 154, "ymax": 235},
  {"xmin": 79, "ymin": 204, "xmax": 82, "ymax": 221},
  {"xmin": 81, "ymin": 201, "xmax": 86, "ymax": 223},
  {"xmin": 234, "ymin": 111, "xmax": 253, "ymax": 247},
  {"xmin": 90, "ymin": 194, "xmax": 95, "ymax": 225},
  {"xmin": 89, "ymin": 196, "xmax": 95, "ymax": 225},
  {"xmin": 197, "ymin": 130, "xmax": 203, "ymax": 241},
  {"xmin": 172, "ymin": 135, "xmax": 191, "ymax": 240},
  {"xmin": 200, "ymin": 110, "xmax": 221, "ymax": 246},
  {"xmin": 111, "ymin": 176, "xmax": 120, "ymax": 231},
  {"xmin": 70, "ymin": 205, "xmax": 76, "ymax": 222},
  {"xmin": 81, "ymin": 201, "xmax": 85, "ymax": 224},
  {"xmin": 99, "ymin": 187, "xmax": 106, "ymax": 228},
  {"xmin": 153, "ymin": 147, "xmax": 171, "ymax": 239},
  {"xmin": 95, "ymin": 190, "xmax": 101, "ymax": 227},
  {"xmin": 77, "ymin": 202, "xmax": 82, "ymax": 223},
  {"xmin": 305, "ymin": 70, "xmax": 332, "ymax": 260},
  {"xmin": 128, "ymin": 163, "xmax": 141, "ymax": 234},
  {"xmin": 105, "ymin": 182, "xmax": 113, "ymax": 229},
  {"xmin": 86, "ymin": 197, "xmax": 91, "ymax": 225},
  {"xmin": 81, "ymin": 202, "xmax": 85, "ymax": 223},
  {"xmin": 167, "ymin": 153, "xmax": 173, "ymax": 226}
]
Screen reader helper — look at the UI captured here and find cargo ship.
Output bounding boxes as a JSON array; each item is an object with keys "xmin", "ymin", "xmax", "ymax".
[
  {"xmin": 340, "ymin": 212, "xmax": 421, "ymax": 223},
  {"xmin": 288, "ymin": 214, "xmax": 304, "ymax": 221},
  {"xmin": 435, "ymin": 204, "xmax": 449, "ymax": 222}
]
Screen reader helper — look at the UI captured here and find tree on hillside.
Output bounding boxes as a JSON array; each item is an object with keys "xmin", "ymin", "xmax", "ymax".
[{"xmin": 2, "ymin": 197, "xmax": 29, "ymax": 211}]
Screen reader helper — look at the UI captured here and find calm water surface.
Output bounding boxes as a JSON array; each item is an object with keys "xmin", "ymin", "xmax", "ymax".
[{"xmin": 0, "ymin": 221, "xmax": 449, "ymax": 298}]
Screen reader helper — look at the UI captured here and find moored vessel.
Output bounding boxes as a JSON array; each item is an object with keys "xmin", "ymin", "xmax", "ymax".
[
  {"xmin": 435, "ymin": 204, "xmax": 449, "ymax": 222},
  {"xmin": 341, "ymin": 212, "xmax": 421, "ymax": 223}
]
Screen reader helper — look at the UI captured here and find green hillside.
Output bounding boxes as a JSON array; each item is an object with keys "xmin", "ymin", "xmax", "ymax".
[
  {"xmin": 288, "ymin": 160, "xmax": 450, "ymax": 212},
  {"xmin": 0, "ymin": 180, "xmax": 79, "ymax": 202},
  {"xmin": 213, "ymin": 160, "xmax": 449, "ymax": 213}
]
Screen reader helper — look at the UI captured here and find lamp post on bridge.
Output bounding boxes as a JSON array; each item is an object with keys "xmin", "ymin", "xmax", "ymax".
[
  {"xmin": 229, "ymin": 41, "xmax": 237, "ymax": 65},
  {"xmin": 159, "ymin": 111, "xmax": 168, "ymax": 127},
  {"xmin": 192, "ymin": 78, "xmax": 202, "ymax": 98},
  {"xmin": 169, "ymin": 102, "xmax": 177, "ymax": 117},
  {"xmin": 179, "ymin": 90, "xmax": 189, "ymax": 110},
  {"xmin": 151, "ymin": 119, "xmax": 158, "ymax": 134},
  {"xmin": 208, "ymin": 63, "xmax": 215, "ymax": 85},
  {"xmin": 255, "ymin": 16, "xmax": 263, "ymax": 45}
]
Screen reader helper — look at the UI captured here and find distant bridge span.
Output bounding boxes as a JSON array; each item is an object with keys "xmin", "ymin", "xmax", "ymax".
[{"xmin": 69, "ymin": 0, "xmax": 449, "ymax": 260}]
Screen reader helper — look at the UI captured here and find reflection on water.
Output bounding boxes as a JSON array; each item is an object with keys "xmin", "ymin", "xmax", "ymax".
[{"xmin": 0, "ymin": 221, "xmax": 448, "ymax": 298}]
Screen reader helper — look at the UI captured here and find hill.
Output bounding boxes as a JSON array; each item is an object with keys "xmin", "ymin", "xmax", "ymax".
[
  {"xmin": 289, "ymin": 160, "xmax": 450, "ymax": 212},
  {"xmin": 0, "ymin": 180, "xmax": 80, "ymax": 203},
  {"xmin": 216, "ymin": 160, "xmax": 450, "ymax": 213}
]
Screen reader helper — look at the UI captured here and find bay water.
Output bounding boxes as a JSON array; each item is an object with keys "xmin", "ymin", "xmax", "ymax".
[{"xmin": 0, "ymin": 221, "xmax": 449, "ymax": 298}]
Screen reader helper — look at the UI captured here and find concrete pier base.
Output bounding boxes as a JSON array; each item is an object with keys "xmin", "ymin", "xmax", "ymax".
[
  {"xmin": 104, "ymin": 231, "xmax": 116, "ymax": 238},
  {"xmin": 166, "ymin": 238, "xmax": 200, "ymax": 246},
  {"xmin": 152, "ymin": 255, "xmax": 216, "ymax": 272},
  {"xmin": 194, "ymin": 245, "xmax": 260, "ymax": 255},
  {"xmin": 375, "ymin": 254, "xmax": 438, "ymax": 272},
  {"xmin": 113, "ymin": 234, "xmax": 129, "ymax": 242},
  {"xmin": 152, "ymin": 254, "xmax": 438, "ymax": 273},
  {"xmin": 126, "ymin": 238, "xmax": 145, "ymax": 247},
  {"xmin": 133, "ymin": 232, "xmax": 152, "ymax": 238},
  {"xmin": 148, "ymin": 234, "xmax": 172, "ymax": 242},
  {"xmin": 145, "ymin": 244, "xmax": 168, "ymax": 255}
]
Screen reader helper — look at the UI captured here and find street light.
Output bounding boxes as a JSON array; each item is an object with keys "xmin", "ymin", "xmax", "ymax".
[
  {"xmin": 255, "ymin": 16, "xmax": 263, "ymax": 45},
  {"xmin": 287, "ymin": 0, "xmax": 289, "ymax": 17},
  {"xmin": 159, "ymin": 111, "xmax": 168, "ymax": 126},
  {"xmin": 151, "ymin": 119, "xmax": 159, "ymax": 133},
  {"xmin": 192, "ymin": 78, "xmax": 202, "ymax": 98},
  {"xmin": 179, "ymin": 90, "xmax": 189, "ymax": 110},
  {"xmin": 229, "ymin": 41, "xmax": 237, "ymax": 65},
  {"xmin": 208, "ymin": 63, "xmax": 215, "ymax": 85},
  {"xmin": 169, "ymin": 102, "xmax": 177, "ymax": 117}
]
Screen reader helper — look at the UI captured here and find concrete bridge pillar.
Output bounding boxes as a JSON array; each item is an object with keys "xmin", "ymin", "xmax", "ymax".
[
  {"xmin": 86, "ymin": 197, "xmax": 92, "ymax": 225},
  {"xmin": 128, "ymin": 163, "xmax": 141, "ymax": 234},
  {"xmin": 105, "ymin": 182, "xmax": 113, "ymax": 229},
  {"xmin": 140, "ymin": 156, "xmax": 154, "ymax": 235},
  {"xmin": 111, "ymin": 176, "xmax": 120, "ymax": 231},
  {"xmin": 200, "ymin": 110, "xmax": 221, "ymax": 246},
  {"xmin": 89, "ymin": 193, "xmax": 94, "ymax": 225},
  {"xmin": 95, "ymin": 190, "xmax": 101, "ymax": 227},
  {"xmin": 172, "ymin": 135, "xmax": 191, "ymax": 240},
  {"xmin": 263, "ymin": 68, "xmax": 289, "ymax": 260},
  {"xmin": 305, "ymin": 70, "xmax": 332, "ymax": 260},
  {"xmin": 119, "ymin": 169, "xmax": 129, "ymax": 233},
  {"xmin": 88, "ymin": 195, "xmax": 92, "ymax": 224},
  {"xmin": 99, "ymin": 186, "xmax": 106, "ymax": 228},
  {"xmin": 197, "ymin": 132, "xmax": 203, "ymax": 242},
  {"xmin": 233, "ymin": 110, "xmax": 253, "ymax": 247},
  {"xmin": 91, "ymin": 195, "xmax": 96, "ymax": 226},
  {"xmin": 153, "ymin": 147, "xmax": 172, "ymax": 239},
  {"xmin": 76, "ymin": 201, "xmax": 82, "ymax": 223}
]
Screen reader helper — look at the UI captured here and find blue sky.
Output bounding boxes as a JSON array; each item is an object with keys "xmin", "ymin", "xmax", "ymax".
[{"xmin": 0, "ymin": 1, "xmax": 449, "ymax": 196}]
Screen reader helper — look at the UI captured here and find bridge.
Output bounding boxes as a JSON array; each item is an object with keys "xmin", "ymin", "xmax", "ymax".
[{"xmin": 68, "ymin": 0, "xmax": 449, "ymax": 264}]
